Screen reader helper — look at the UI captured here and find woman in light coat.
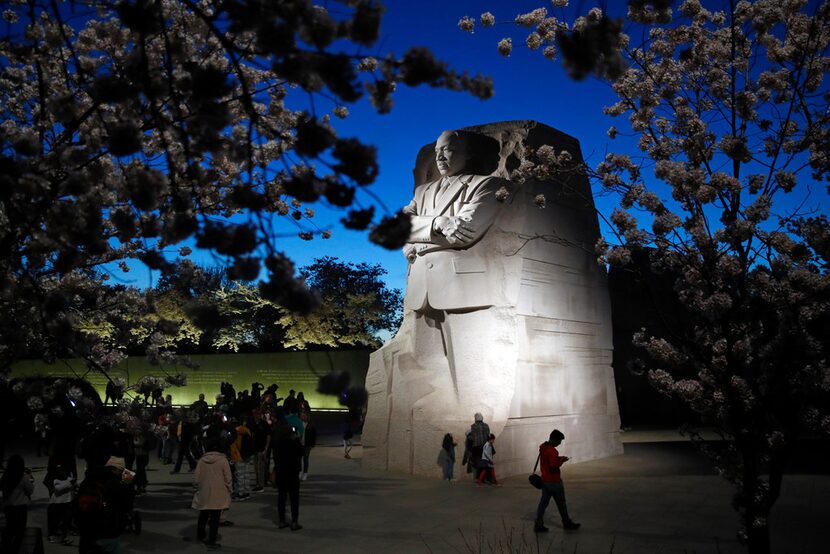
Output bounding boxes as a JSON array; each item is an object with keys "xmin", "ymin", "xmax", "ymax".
[{"xmin": 192, "ymin": 441, "xmax": 232, "ymax": 549}]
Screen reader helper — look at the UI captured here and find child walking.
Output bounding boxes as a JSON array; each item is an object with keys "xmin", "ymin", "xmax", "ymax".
[{"xmin": 477, "ymin": 434, "xmax": 502, "ymax": 487}]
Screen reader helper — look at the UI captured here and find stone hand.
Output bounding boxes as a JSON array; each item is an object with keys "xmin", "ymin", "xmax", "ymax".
[{"xmin": 434, "ymin": 216, "xmax": 475, "ymax": 244}]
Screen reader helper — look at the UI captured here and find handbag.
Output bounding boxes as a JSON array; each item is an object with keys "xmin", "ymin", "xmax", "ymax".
[{"xmin": 528, "ymin": 453, "xmax": 543, "ymax": 489}]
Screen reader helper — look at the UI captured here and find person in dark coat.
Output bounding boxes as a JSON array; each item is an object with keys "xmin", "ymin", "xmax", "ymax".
[
  {"xmin": 0, "ymin": 454, "xmax": 34, "ymax": 553},
  {"xmin": 172, "ymin": 414, "xmax": 198, "ymax": 473},
  {"xmin": 77, "ymin": 456, "xmax": 135, "ymax": 554},
  {"xmin": 299, "ymin": 411, "xmax": 316, "ymax": 480},
  {"xmin": 272, "ymin": 418, "xmax": 303, "ymax": 530},
  {"xmin": 282, "ymin": 390, "xmax": 298, "ymax": 414}
]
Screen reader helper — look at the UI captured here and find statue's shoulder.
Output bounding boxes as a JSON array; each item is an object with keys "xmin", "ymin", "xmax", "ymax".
[
  {"xmin": 462, "ymin": 173, "xmax": 509, "ymax": 190},
  {"xmin": 413, "ymin": 178, "xmax": 439, "ymax": 194}
]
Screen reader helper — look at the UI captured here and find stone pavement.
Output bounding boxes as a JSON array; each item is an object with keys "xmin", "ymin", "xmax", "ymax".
[{"xmin": 14, "ymin": 429, "xmax": 829, "ymax": 554}]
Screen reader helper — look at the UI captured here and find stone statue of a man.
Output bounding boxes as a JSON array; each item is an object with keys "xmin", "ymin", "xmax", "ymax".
[
  {"xmin": 363, "ymin": 129, "xmax": 519, "ymax": 474},
  {"xmin": 363, "ymin": 121, "xmax": 623, "ymax": 477}
]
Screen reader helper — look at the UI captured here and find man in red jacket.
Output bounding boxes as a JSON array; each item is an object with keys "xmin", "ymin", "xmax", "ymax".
[{"xmin": 534, "ymin": 429, "xmax": 580, "ymax": 532}]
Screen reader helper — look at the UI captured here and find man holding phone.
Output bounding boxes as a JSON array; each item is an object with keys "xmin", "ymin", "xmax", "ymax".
[{"xmin": 534, "ymin": 429, "xmax": 580, "ymax": 533}]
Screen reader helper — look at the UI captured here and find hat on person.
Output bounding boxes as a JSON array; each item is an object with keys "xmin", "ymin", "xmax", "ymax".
[{"xmin": 105, "ymin": 456, "xmax": 126, "ymax": 471}]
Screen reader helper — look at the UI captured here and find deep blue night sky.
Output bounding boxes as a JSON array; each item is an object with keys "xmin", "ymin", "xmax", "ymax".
[
  {"xmin": 172, "ymin": 0, "xmax": 630, "ymax": 295},
  {"xmin": 120, "ymin": 1, "xmax": 827, "ymax": 294}
]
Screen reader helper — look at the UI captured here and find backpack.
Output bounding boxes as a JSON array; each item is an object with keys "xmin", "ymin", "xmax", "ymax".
[
  {"xmin": 239, "ymin": 432, "xmax": 255, "ymax": 460},
  {"xmin": 75, "ymin": 475, "xmax": 108, "ymax": 530}
]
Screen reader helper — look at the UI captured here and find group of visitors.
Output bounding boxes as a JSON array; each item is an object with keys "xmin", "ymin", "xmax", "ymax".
[
  {"xmin": 0, "ymin": 381, "xmax": 320, "ymax": 553},
  {"xmin": 441, "ymin": 413, "xmax": 581, "ymax": 533},
  {"xmin": 0, "ymin": 381, "xmax": 584, "ymax": 552}
]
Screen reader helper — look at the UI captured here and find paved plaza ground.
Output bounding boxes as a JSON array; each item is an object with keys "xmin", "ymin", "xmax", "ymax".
[{"xmin": 10, "ymin": 428, "xmax": 830, "ymax": 554}]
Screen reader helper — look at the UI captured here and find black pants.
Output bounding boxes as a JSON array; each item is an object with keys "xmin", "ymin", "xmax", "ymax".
[
  {"xmin": 302, "ymin": 447, "xmax": 312, "ymax": 473},
  {"xmin": 135, "ymin": 454, "xmax": 149, "ymax": 490},
  {"xmin": 276, "ymin": 475, "xmax": 300, "ymax": 523},
  {"xmin": 174, "ymin": 442, "xmax": 196, "ymax": 471},
  {"xmin": 197, "ymin": 509, "xmax": 221, "ymax": 544},
  {"xmin": 2, "ymin": 505, "xmax": 28, "ymax": 554},
  {"xmin": 536, "ymin": 481, "xmax": 572, "ymax": 523}
]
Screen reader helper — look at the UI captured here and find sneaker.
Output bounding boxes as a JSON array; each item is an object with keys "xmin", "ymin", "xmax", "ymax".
[
  {"xmin": 238, "ymin": 494, "xmax": 250, "ymax": 501},
  {"xmin": 205, "ymin": 542, "xmax": 222, "ymax": 550},
  {"xmin": 563, "ymin": 521, "xmax": 581, "ymax": 531},
  {"xmin": 218, "ymin": 520, "xmax": 234, "ymax": 527},
  {"xmin": 47, "ymin": 536, "xmax": 58, "ymax": 544},
  {"xmin": 344, "ymin": 453, "xmax": 351, "ymax": 459},
  {"xmin": 300, "ymin": 472, "xmax": 307, "ymax": 481},
  {"xmin": 60, "ymin": 537, "xmax": 73, "ymax": 546},
  {"xmin": 278, "ymin": 521, "xmax": 289, "ymax": 529},
  {"xmin": 252, "ymin": 487, "xmax": 265, "ymax": 493},
  {"xmin": 170, "ymin": 470, "xmax": 180, "ymax": 474},
  {"xmin": 290, "ymin": 522, "xmax": 302, "ymax": 531},
  {"xmin": 534, "ymin": 521, "xmax": 549, "ymax": 533}
]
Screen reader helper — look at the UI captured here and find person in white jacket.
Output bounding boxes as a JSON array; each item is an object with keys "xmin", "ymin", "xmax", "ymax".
[
  {"xmin": 47, "ymin": 465, "xmax": 75, "ymax": 545},
  {"xmin": 476, "ymin": 434, "xmax": 502, "ymax": 487}
]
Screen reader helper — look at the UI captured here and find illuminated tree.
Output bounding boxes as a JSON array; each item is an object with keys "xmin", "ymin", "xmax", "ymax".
[
  {"xmin": 465, "ymin": 1, "xmax": 830, "ymax": 552},
  {"xmin": 0, "ymin": 0, "xmax": 491, "ymax": 372}
]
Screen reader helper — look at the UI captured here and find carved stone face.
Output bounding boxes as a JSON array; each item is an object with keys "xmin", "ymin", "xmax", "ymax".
[{"xmin": 435, "ymin": 131, "xmax": 469, "ymax": 177}]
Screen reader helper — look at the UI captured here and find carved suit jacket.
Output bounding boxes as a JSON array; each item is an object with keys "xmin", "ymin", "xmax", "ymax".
[{"xmin": 402, "ymin": 173, "xmax": 508, "ymax": 312}]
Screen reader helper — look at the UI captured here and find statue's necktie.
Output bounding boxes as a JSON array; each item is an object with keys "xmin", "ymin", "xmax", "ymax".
[{"xmin": 433, "ymin": 177, "xmax": 453, "ymax": 209}]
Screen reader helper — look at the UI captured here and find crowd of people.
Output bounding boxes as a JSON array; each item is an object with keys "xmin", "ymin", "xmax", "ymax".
[
  {"xmin": 0, "ymin": 381, "xmax": 321, "ymax": 553},
  {"xmin": 0, "ymin": 381, "xmax": 581, "ymax": 553}
]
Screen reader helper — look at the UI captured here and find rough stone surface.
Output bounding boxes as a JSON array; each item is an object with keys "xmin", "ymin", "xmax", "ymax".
[{"xmin": 363, "ymin": 121, "xmax": 623, "ymax": 477}]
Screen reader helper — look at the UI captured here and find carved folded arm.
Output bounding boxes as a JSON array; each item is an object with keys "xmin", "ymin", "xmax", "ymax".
[{"xmin": 435, "ymin": 177, "xmax": 503, "ymax": 247}]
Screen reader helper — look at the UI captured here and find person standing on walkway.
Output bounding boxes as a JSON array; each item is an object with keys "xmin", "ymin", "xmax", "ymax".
[
  {"xmin": 172, "ymin": 412, "xmax": 197, "ymax": 473},
  {"xmin": 192, "ymin": 439, "xmax": 232, "ymax": 550},
  {"xmin": 299, "ymin": 411, "xmax": 316, "ymax": 481},
  {"xmin": 77, "ymin": 456, "xmax": 135, "ymax": 554},
  {"xmin": 229, "ymin": 418, "xmax": 254, "ymax": 500},
  {"xmin": 46, "ymin": 464, "xmax": 75, "ymax": 545},
  {"xmin": 476, "ymin": 434, "xmax": 501, "ymax": 487},
  {"xmin": 469, "ymin": 413, "xmax": 490, "ymax": 478},
  {"xmin": 441, "ymin": 433, "xmax": 457, "ymax": 481},
  {"xmin": 534, "ymin": 429, "xmax": 580, "ymax": 532},
  {"xmin": 0, "ymin": 454, "xmax": 34, "ymax": 553},
  {"xmin": 273, "ymin": 418, "xmax": 303, "ymax": 531}
]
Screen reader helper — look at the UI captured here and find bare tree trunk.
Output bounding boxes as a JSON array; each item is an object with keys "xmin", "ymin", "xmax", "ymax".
[{"xmin": 741, "ymin": 447, "xmax": 772, "ymax": 554}]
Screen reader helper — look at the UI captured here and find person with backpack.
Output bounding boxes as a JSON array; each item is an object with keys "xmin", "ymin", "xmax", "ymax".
[
  {"xmin": 192, "ymin": 437, "xmax": 232, "ymax": 550},
  {"xmin": 469, "ymin": 413, "xmax": 490, "ymax": 477},
  {"xmin": 76, "ymin": 456, "xmax": 135, "ymax": 554},
  {"xmin": 0, "ymin": 454, "xmax": 34, "ymax": 554},
  {"xmin": 534, "ymin": 429, "xmax": 580, "ymax": 532}
]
